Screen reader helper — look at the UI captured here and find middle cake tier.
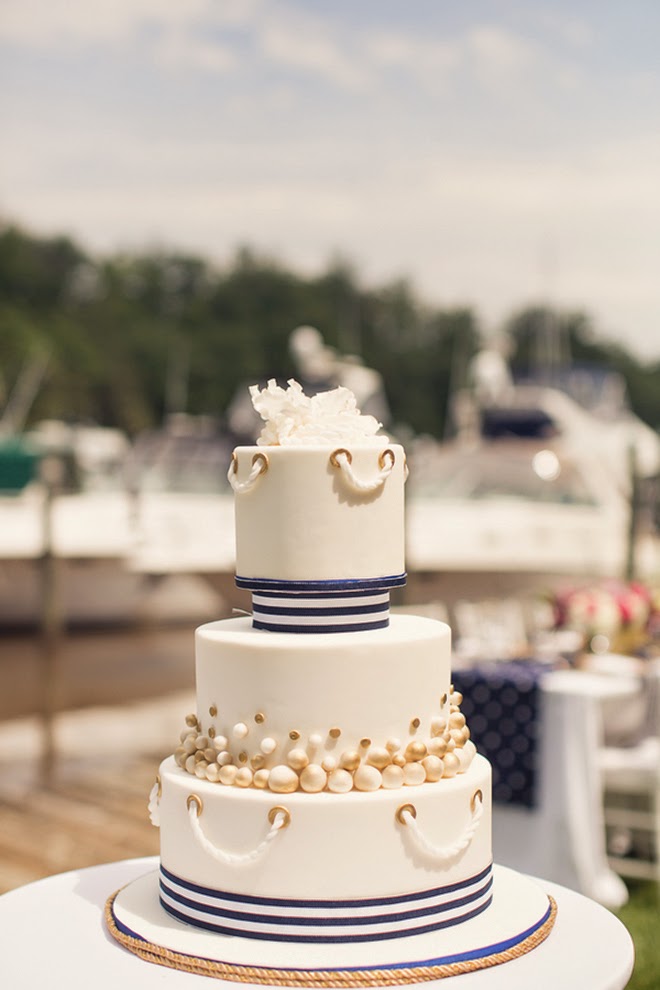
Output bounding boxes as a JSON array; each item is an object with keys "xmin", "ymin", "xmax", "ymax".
[{"xmin": 193, "ymin": 614, "xmax": 455, "ymax": 772}]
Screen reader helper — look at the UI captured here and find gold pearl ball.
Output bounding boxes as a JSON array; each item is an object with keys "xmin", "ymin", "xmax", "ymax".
[
  {"xmin": 300, "ymin": 764, "xmax": 327, "ymax": 793},
  {"xmin": 253, "ymin": 769, "xmax": 270, "ymax": 789},
  {"xmin": 442, "ymin": 752, "xmax": 460, "ymax": 778},
  {"xmin": 287, "ymin": 748, "xmax": 309, "ymax": 771},
  {"xmin": 422, "ymin": 755, "xmax": 444, "ymax": 782},
  {"xmin": 381, "ymin": 765, "xmax": 405, "ymax": 789},
  {"xmin": 430, "ymin": 715, "xmax": 447, "ymax": 736},
  {"xmin": 404, "ymin": 741, "xmax": 427, "ymax": 762},
  {"xmin": 354, "ymin": 765, "xmax": 382, "ymax": 792},
  {"xmin": 427, "ymin": 737, "xmax": 448, "ymax": 757},
  {"xmin": 392, "ymin": 753, "xmax": 406, "ymax": 767},
  {"xmin": 235, "ymin": 767, "xmax": 253, "ymax": 788},
  {"xmin": 219, "ymin": 765, "xmax": 238, "ymax": 785},
  {"xmin": 340, "ymin": 750, "xmax": 361, "ymax": 771},
  {"xmin": 366, "ymin": 747, "xmax": 391, "ymax": 769},
  {"xmin": 268, "ymin": 765, "xmax": 299, "ymax": 793},
  {"xmin": 327, "ymin": 769, "xmax": 353, "ymax": 793},
  {"xmin": 403, "ymin": 762, "xmax": 426, "ymax": 786}
]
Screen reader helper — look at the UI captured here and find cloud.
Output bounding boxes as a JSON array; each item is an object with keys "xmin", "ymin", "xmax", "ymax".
[
  {"xmin": 258, "ymin": 23, "xmax": 370, "ymax": 90},
  {"xmin": 0, "ymin": 0, "xmax": 195, "ymax": 46},
  {"xmin": 0, "ymin": 0, "xmax": 258, "ymax": 47},
  {"xmin": 0, "ymin": 1, "xmax": 574, "ymax": 97},
  {"xmin": 2, "ymin": 3, "xmax": 660, "ymax": 358}
]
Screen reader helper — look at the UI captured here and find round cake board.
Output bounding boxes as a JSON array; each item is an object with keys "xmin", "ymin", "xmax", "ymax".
[{"xmin": 106, "ymin": 865, "xmax": 556, "ymax": 986}]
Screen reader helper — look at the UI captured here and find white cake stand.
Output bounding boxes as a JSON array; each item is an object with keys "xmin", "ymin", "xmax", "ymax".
[{"xmin": 0, "ymin": 857, "xmax": 634, "ymax": 989}]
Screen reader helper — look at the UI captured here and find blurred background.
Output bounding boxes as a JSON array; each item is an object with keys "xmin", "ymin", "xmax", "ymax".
[{"xmin": 0, "ymin": 2, "xmax": 659, "ymax": 984}]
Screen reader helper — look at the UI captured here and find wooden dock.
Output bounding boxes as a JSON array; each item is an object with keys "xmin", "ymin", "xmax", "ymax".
[{"xmin": 0, "ymin": 683, "xmax": 193, "ymax": 895}]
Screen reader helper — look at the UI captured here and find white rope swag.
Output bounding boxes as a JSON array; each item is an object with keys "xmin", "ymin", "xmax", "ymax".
[
  {"xmin": 187, "ymin": 797, "xmax": 289, "ymax": 866},
  {"xmin": 228, "ymin": 447, "xmax": 407, "ymax": 496},
  {"xmin": 330, "ymin": 448, "xmax": 396, "ymax": 494},
  {"xmin": 148, "ymin": 780, "xmax": 161, "ymax": 827},
  {"xmin": 398, "ymin": 792, "xmax": 484, "ymax": 864},
  {"xmin": 227, "ymin": 453, "xmax": 268, "ymax": 494}
]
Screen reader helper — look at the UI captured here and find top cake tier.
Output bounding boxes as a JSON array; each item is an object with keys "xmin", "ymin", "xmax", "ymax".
[{"xmin": 231, "ymin": 443, "xmax": 406, "ymax": 587}]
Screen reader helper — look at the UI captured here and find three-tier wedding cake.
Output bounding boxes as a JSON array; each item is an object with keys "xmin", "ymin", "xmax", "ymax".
[{"xmin": 107, "ymin": 380, "xmax": 556, "ymax": 985}]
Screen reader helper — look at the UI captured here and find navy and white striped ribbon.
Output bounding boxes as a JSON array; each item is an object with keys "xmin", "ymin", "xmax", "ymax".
[
  {"xmin": 158, "ymin": 863, "xmax": 493, "ymax": 943},
  {"xmin": 235, "ymin": 575, "xmax": 406, "ymax": 634}
]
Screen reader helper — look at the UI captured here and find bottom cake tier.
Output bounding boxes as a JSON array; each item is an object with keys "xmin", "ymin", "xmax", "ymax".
[
  {"xmin": 108, "ymin": 864, "xmax": 556, "ymax": 986},
  {"xmin": 155, "ymin": 753, "xmax": 493, "ymax": 943}
]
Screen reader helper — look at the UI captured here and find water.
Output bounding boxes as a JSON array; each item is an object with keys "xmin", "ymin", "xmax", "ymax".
[{"xmin": 0, "ymin": 623, "xmax": 197, "ymax": 721}]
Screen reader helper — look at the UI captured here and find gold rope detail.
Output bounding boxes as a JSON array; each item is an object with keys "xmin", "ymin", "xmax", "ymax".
[{"xmin": 105, "ymin": 891, "xmax": 557, "ymax": 987}]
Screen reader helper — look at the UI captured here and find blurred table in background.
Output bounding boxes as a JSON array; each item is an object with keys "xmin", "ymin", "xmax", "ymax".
[{"xmin": 453, "ymin": 660, "xmax": 642, "ymax": 908}]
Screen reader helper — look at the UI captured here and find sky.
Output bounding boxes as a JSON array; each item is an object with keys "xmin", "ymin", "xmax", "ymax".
[{"xmin": 1, "ymin": 0, "xmax": 660, "ymax": 360}]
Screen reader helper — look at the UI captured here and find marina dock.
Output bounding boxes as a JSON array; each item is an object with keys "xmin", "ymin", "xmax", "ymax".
[{"xmin": 0, "ymin": 624, "xmax": 200, "ymax": 894}]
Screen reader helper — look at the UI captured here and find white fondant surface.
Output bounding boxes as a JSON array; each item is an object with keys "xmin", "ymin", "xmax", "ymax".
[
  {"xmin": 195, "ymin": 614, "xmax": 452, "ymax": 761},
  {"xmin": 233, "ymin": 444, "xmax": 406, "ymax": 581},
  {"xmin": 111, "ymin": 863, "xmax": 549, "ymax": 972},
  {"xmin": 158, "ymin": 755, "xmax": 492, "ymax": 899}
]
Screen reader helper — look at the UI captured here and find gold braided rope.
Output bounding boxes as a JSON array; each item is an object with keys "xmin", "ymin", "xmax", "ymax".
[{"xmin": 105, "ymin": 892, "xmax": 557, "ymax": 987}]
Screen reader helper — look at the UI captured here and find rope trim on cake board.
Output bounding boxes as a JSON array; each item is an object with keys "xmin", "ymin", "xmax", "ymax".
[{"xmin": 105, "ymin": 890, "xmax": 557, "ymax": 987}]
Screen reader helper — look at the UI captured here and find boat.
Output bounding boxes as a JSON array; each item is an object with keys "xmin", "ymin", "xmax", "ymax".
[
  {"xmin": 0, "ymin": 419, "xmax": 228, "ymax": 628},
  {"xmin": 404, "ymin": 357, "xmax": 659, "ymax": 610}
]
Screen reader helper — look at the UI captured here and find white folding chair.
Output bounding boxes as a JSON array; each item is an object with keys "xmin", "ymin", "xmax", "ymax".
[{"xmin": 599, "ymin": 658, "xmax": 660, "ymax": 883}]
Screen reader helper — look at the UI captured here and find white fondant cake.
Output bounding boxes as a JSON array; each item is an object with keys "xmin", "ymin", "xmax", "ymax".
[
  {"xmin": 107, "ymin": 380, "xmax": 555, "ymax": 984},
  {"xmin": 233, "ymin": 443, "xmax": 406, "ymax": 584}
]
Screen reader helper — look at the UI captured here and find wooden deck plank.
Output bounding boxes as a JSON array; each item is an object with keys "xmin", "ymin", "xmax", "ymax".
[{"xmin": 0, "ymin": 690, "xmax": 189, "ymax": 895}]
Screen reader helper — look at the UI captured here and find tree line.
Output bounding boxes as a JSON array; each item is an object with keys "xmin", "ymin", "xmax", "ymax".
[{"xmin": 0, "ymin": 222, "xmax": 658, "ymax": 439}]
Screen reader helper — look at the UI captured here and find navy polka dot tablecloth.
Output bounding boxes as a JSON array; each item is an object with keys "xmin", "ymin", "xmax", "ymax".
[{"xmin": 453, "ymin": 660, "xmax": 547, "ymax": 808}]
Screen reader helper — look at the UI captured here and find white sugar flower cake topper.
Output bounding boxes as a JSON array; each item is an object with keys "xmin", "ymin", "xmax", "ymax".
[{"xmin": 250, "ymin": 379, "xmax": 387, "ymax": 445}]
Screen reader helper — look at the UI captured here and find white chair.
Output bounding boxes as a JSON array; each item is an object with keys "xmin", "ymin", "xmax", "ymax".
[{"xmin": 598, "ymin": 658, "xmax": 660, "ymax": 883}]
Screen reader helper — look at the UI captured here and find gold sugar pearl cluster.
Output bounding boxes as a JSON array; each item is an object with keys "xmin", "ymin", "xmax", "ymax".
[{"xmin": 173, "ymin": 689, "xmax": 475, "ymax": 793}]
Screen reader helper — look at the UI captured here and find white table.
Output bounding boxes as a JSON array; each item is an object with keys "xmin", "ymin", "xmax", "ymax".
[
  {"xmin": 0, "ymin": 857, "xmax": 634, "ymax": 989},
  {"xmin": 491, "ymin": 668, "xmax": 641, "ymax": 909}
]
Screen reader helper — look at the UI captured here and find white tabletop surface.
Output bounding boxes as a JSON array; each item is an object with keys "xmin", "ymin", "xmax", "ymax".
[{"xmin": 0, "ymin": 857, "xmax": 634, "ymax": 989}]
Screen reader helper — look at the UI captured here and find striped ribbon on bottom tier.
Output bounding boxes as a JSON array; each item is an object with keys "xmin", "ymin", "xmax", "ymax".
[
  {"xmin": 235, "ymin": 574, "xmax": 407, "ymax": 634},
  {"xmin": 158, "ymin": 863, "xmax": 493, "ymax": 943}
]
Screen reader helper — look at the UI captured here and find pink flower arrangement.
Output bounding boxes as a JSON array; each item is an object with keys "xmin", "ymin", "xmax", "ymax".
[{"xmin": 552, "ymin": 580, "xmax": 657, "ymax": 653}]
